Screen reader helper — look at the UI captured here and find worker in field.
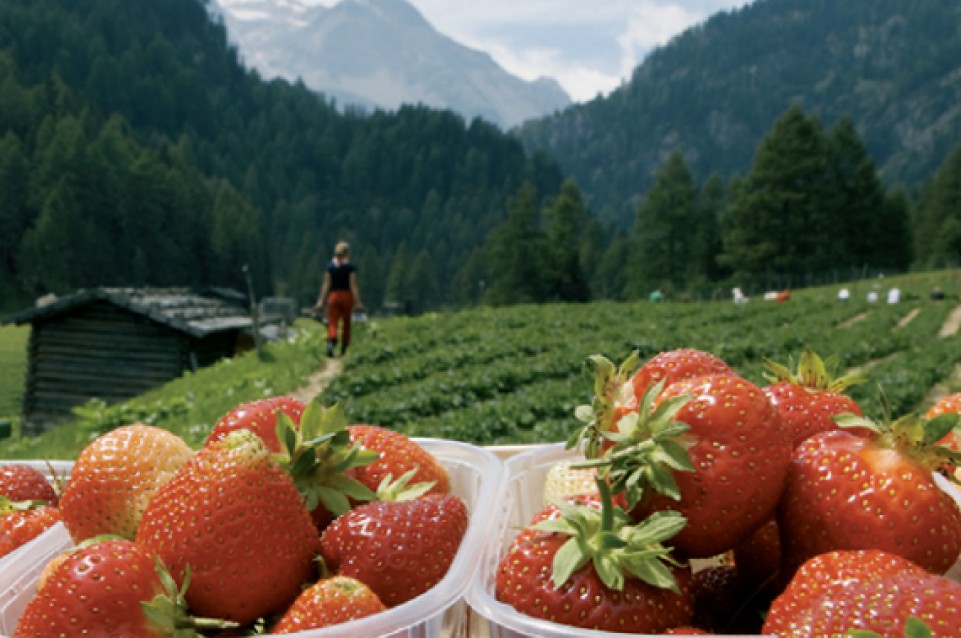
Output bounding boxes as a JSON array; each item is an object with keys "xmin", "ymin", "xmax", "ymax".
[{"xmin": 314, "ymin": 241, "xmax": 365, "ymax": 357}]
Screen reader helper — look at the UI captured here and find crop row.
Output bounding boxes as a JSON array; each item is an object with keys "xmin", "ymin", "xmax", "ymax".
[{"xmin": 320, "ymin": 287, "xmax": 961, "ymax": 445}]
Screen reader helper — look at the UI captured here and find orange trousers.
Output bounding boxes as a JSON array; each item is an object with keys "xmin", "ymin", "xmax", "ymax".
[{"xmin": 326, "ymin": 291, "xmax": 355, "ymax": 347}]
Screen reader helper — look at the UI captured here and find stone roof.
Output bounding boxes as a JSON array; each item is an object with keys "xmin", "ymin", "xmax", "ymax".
[{"xmin": 2, "ymin": 287, "xmax": 253, "ymax": 339}]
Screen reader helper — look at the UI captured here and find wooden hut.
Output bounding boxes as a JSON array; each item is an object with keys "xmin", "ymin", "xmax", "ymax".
[{"xmin": 3, "ymin": 287, "xmax": 255, "ymax": 434}]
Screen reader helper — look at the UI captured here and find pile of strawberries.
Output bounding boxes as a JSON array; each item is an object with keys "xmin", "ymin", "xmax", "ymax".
[
  {"xmin": 2, "ymin": 396, "xmax": 469, "ymax": 636},
  {"xmin": 494, "ymin": 348, "xmax": 961, "ymax": 636}
]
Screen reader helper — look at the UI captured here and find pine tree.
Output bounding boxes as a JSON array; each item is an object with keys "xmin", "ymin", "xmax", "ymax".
[
  {"xmin": 484, "ymin": 181, "xmax": 548, "ymax": 306},
  {"xmin": 629, "ymin": 151, "xmax": 698, "ymax": 297},
  {"xmin": 719, "ymin": 105, "xmax": 831, "ymax": 284},
  {"xmin": 544, "ymin": 179, "xmax": 589, "ymax": 302}
]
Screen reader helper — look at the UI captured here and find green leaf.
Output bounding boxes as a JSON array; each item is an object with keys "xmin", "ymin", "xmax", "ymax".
[{"xmin": 552, "ymin": 536, "xmax": 591, "ymax": 588}]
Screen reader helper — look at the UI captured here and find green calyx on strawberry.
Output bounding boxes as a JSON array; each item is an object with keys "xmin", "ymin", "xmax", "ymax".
[
  {"xmin": 0, "ymin": 496, "xmax": 48, "ymax": 515},
  {"xmin": 763, "ymin": 348, "xmax": 867, "ymax": 393},
  {"xmin": 273, "ymin": 400, "xmax": 379, "ymax": 517},
  {"xmin": 371, "ymin": 467, "xmax": 436, "ymax": 502},
  {"xmin": 532, "ymin": 478, "xmax": 687, "ymax": 593},
  {"xmin": 833, "ymin": 393, "xmax": 961, "ymax": 475},
  {"xmin": 141, "ymin": 559, "xmax": 239, "ymax": 636},
  {"xmin": 569, "ymin": 352, "xmax": 640, "ymax": 459},
  {"xmin": 579, "ymin": 379, "xmax": 696, "ymax": 507},
  {"xmin": 848, "ymin": 617, "xmax": 935, "ymax": 638}
]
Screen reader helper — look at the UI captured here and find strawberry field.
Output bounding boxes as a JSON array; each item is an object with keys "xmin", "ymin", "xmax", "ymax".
[
  {"xmin": 2, "ymin": 271, "xmax": 961, "ymax": 459},
  {"xmin": 323, "ymin": 272, "xmax": 961, "ymax": 446}
]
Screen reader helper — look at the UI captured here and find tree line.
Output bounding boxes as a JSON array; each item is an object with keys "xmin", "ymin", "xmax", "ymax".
[{"xmin": 483, "ymin": 104, "xmax": 960, "ymax": 305}]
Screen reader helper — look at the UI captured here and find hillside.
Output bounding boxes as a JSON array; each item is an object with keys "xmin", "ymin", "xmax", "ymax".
[
  {"xmin": 213, "ymin": 0, "xmax": 571, "ymax": 129},
  {"xmin": 0, "ymin": 0, "xmax": 563, "ymax": 311},
  {"xmin": 516, "ymin": 0, "xmax": 961, "ymax": 227}
]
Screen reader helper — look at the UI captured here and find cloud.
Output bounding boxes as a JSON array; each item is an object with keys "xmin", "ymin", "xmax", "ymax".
[{"xmin": 295, "ymin": 0, "xmax": 754, "ymax": 102}]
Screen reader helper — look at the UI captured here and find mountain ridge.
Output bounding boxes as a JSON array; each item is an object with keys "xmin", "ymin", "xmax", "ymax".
[
  {"xmin": 214, "ymin": 0, "xmax": 571, "ymax": 128},
  {"xmin": 515, "ymin": 0, "xmax": 961, "ymax": 227}
]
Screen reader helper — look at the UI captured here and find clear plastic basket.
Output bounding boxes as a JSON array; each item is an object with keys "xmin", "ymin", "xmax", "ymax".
[
  {"xmin": 466, "ymin": 443, "xmax": 961, "ymax": 637},
  {"xmin": 0, "ymin": 439, "xmax": 505, "ymax": 638}
]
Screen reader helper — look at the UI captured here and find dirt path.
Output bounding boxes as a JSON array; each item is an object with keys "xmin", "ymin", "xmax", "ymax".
[
  {"xmin": 289, "ymin": 358, "xmax": 343, "ymax": 403},
  {"xmin": 924, "ymin": 304, "xmax": 961, "ymax": 405},
  {"xmin": 940, "ymin": 304, "xmax": 961, "ymax": 338}
]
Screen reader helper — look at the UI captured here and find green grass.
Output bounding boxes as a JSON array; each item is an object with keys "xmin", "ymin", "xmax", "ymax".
[
  {"xmin": 2, "ymin": 270, "xmax": 960, "ymax": 461},
  {"xmin": 0, "ymin": 325, "xmax": 29, "ymax": 422}
]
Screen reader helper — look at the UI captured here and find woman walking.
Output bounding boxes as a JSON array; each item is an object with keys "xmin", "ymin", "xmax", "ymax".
[{"xmin": 314, "ymin": 241, "xmax": 364, "ymax": 356}]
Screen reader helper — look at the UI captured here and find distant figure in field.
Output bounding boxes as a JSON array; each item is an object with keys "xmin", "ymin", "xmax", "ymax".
[
  {"xmin": 931, "ymin": 286, "xmax": 946, "ymax": 301},
  {"xmin": 775, "ymin": 289, "xmax": 791, "ymax": 304},
  {"xmin": 314, "ymin": 241, "xmax": 365, "ymax": 357},
  {"xmin": 838, "ymin": 288, "xmax": 850, "ymax": 301},
  {"xmin": 867, "ymin": 290, "xmax": 879, "ymax": 304},
  {"xmin": 732, "ymin": 287, "xmax": 748, "ymax": 304},
  {"xmin": 649, "ymin": 289, "xmax": 663, "ymax": 303},
  {"xmin": 887, "ymin": 287, "xmax": 901, "ymax": 304}
]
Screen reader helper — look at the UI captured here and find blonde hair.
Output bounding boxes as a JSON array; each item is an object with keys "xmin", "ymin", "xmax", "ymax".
[{"xmin": 334, "ymin": 241, "xmax": 350, "ymax": 257}]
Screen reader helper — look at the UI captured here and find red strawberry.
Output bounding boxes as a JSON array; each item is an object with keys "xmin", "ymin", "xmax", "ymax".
[
  {"xmin": 687, "ymin": 560, "xmax": 770, "ymax": 635},
  {"xmin": 0, "ymin": 500, "xmax": 60, "ymax": 558},
  {"xmin": 603, "ymin": 373, "xmax": 792, "ymax": 558},
  {"xmin": 777, "ymin": 411, "xmax": 961, "ymax": 577},
  {"xmin": 496, "ymin": 482, "xmax": 694, "ymax": 633},
  {"xmin": 631, "ymin": 348, "xmax": 733, "ymax": 402},
  {"xmin": 14, "ymin": 538, "xmax": 232, "ymax": 637},
  {"xmin": 0, "ymin": 463, "xmax": 58, "ymax": 505},
  {"xmin": 271, "ymin": 575, "xmax": 387, "ymax": 634},
  {"xmin": 731, "ymin": 517, "xmax": 783, "ymax": 602},
  {"xmin": 763, "ymin": 349, "xmax": 869, "ymax": 447},
  {"xmin": 762, "ymin": 549, "xmax": 961, "ymax": 637},
  {"xmin": 321, "ymin": 492, "xmax": 469, "ymax": 607},
  {"xmin": 347, "ymin": 424, "xmax": 450, "ymax": 494},
  {"xmin": 59, "ymin": 424, "xmax": 193, "ymax": 543},
  {"xmin": 206, "ymin": 395, "xmax": 305, "ymax": 452},
  {"xmin": 136, "ymin": 428, "xmax": 321, "ymax": 624}
]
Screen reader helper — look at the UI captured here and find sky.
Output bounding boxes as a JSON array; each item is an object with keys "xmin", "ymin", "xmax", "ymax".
[{"xmin": 305, "ymin": 0, "xmax": 754, "ymax": 102}]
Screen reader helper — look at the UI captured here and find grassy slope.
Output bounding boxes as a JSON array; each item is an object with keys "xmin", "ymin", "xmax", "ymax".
[
  {"xmin": 1, "ymin": 270, "xmax": 960, "ymax": 461},
  {"xmin": 0, "ymin": 325, "xmax": 28, "ymax": 420}
]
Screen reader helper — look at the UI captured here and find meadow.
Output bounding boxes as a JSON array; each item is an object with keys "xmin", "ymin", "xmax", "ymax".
[{"xmin": 2, "ymin": 270, "xmax": 961, "ymax": 461}]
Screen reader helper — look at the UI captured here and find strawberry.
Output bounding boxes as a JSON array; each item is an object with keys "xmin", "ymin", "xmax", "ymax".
[
  {"xmin": 599, "ymin": 372, "xmax": 792, "ymax": 558},
  {"xmin": 59, "ymin": 424, "xmax": 193, "ymax": 543},
  {"xmin": 731, "ymin": 517, "xmax": 783, "ymax": 602},
  {"xmin": 206, "ymin": 394, "xmax": 305, "ymax": 453},
  {"xmin": 762, "ymin": 549, "xmax": 961, "ymax": 637},
  {"xmin": 542, "ymin": 458, "xmax": 599, "ymax": 503},
  {"xmin": 320, "ymin": 492, "xmax": 469, "ymax": 607},
  {"xmin": 0, "ymin": 499, "xmax": 60, "ymax": 558},
  {"xmin": 777, "ymin": 409, "xmax": 961, "ymax": 577},
  {"xmin": 763, "ymin": 349, "xmax": 869, "ymax": 447},
  {"xmin": 571, "ymin": 349, "xmax": 734, "ymax": 460},
  {"xmin": 0, "ymin": 463, "xmax": 59, "ymax": 505},
  {"xmin": 347, "ymin": 423, "xmax": 450, "ymax": 494},
  {"xmin": 630, "ymin": 348, "xmax": 734, "ymax": 402},
  {"xmin": 689, "ymin": 564, "xmax": 760, "ymax": 635},
  {"xmin": 495, "ymin": 481, "xmax": 694, "ymax": 633},
  {"xmin": 136, "ymin": 428, "xmax": 321, "ymax": 625},
  {"xmin": 271, "ymin": 575, "xmax": 387, "ymax": 633},
  {"xmin": 14, "ymin": 538, "xmax": 232, "ymax": 637}
]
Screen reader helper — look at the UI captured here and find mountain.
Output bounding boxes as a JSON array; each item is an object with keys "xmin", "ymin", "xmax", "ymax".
[
  {"xmin": 0, "ymin": 0, "xmax": 564, "ymax": 312},
  {"xmin": 515, "ymin": 0, "xmax": 961, "ymax": 227},
  {"xmin": 212, "ymin": 0, "xmax": 571, "ymax": 129}
]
